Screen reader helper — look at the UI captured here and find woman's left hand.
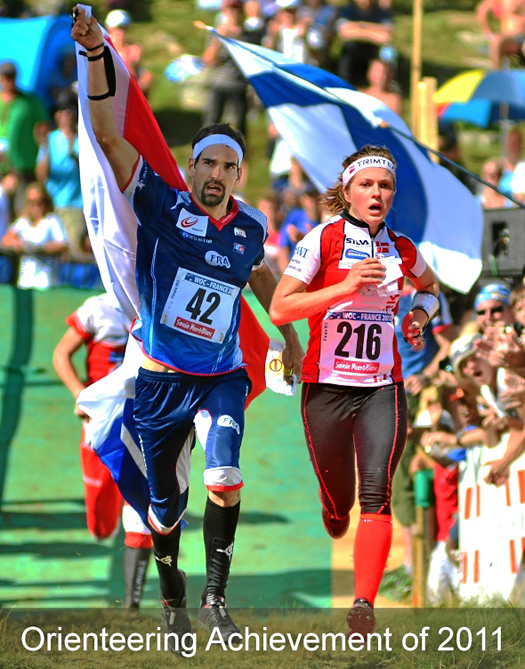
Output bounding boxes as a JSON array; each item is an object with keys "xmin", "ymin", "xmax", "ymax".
[{"xmin": 401, "ymin": 308, "xmax": 428, "ymax": 351}]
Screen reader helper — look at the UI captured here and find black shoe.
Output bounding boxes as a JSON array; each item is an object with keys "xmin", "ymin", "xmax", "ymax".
[
  {"xmin": 198, "ymin": 594, "xmax": 240, "ymax": 642},
  {"xmin": 346, "ymin": 598, "xmax": 376, "ymax": 637},
  {"xmin": 160, "ymin": 570, "xmax": 192, "ymax": 655}
]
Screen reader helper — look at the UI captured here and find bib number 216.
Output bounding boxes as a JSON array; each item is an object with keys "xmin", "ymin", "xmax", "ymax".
[{"xmin": 334, "ymin": 322, "xmax": 382, "ymax": 360}]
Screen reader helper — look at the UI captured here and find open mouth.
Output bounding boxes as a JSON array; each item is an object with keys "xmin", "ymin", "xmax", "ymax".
[
  {"xmin": 206, "ymin": 181, "xmax": 224, "ymax": 196},
  {"xmin": 369, "ymin": 204, "xmax": 382, "ymax": 214}
]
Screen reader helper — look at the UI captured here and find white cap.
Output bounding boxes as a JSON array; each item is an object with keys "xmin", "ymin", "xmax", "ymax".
[
  {"xmin": 276, "ymin": 0, "xmax": 301, "ymax": 9},
  {"xmin": 106, "ymin": 9, "xmax": 132, "ymax": 29}
]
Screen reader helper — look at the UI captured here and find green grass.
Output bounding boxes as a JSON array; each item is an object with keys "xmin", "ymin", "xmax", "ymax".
[{"xmin": 2, "ymin": 607, "xmax": 524, "ymax": 668}]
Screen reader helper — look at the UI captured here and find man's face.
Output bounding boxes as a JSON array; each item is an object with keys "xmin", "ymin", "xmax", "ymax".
[
  {"xmin": 0, "ymin": 74, "xmax": 16, "ymax": 94},
  {"xmin": 460, "ymin": 354, "xmax": 493, "ymax": 386},
  {"xmin": 188, "ymin": 145, "xmax": 241, "ymax": 210},
  {"xmin": 475, "ymin": 299, "xmax": 513, "ymax": 331}
]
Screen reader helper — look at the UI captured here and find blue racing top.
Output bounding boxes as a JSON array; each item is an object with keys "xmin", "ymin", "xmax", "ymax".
[{"xmin": 124, "ymin": 158, "xmax": 267, "ymax": 375}]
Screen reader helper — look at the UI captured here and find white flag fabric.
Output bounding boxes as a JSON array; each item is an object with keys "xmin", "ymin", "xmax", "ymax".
[{"xmin": 215, "ymin": 35, "xmax": 483, "ymax": 293}]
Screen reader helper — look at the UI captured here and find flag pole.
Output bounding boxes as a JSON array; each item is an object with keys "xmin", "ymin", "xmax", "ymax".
[
  {"xmin": 384, "ymin": 122, "xmax": 525, "ymax": 209},
  {"xmin": 410, "ymin": 0, "xmax": 423, "ymax": 135}
]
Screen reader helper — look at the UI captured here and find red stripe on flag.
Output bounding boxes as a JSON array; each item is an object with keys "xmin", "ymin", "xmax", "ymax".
[
  {"xmin": 123, "ymin": 76, "xmax": 186, "ymax": 190},
  {"xmin": 522, "ymin": 537, "xmax": 525, "ymax": 571},
  {"xmin": 475, "ymin": 484, "xmax": 481, "ymax": 517},
  {"xmin": 518, "ymin": 470, "xmax": 525, "ymax": 504},
  {"xmin": 510, "ymin": 540, "xmax": 518, "ymax": 574},
  {"xmin": 461, "ymin": 552, "xmax": 468, "ymax": 584},
  {"xmin": 505, "ymin": 481, "xmax": 512, "ymax": 507},
  {"xmin": 473, "ymin": 550, "xmax": 480, "ymax": 583},
  {"xmin": 464, "ymin": 487, "xmax": 472, "ymax": 520}
]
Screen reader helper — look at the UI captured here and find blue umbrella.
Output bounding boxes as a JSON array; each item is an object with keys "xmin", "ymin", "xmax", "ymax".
[
  {"xmin": 437, "ymin": 70, "xmax": 525, "ymax": 127},
  {"xmin": 441, "ymin": 99, "xmax": 525, "ymax": 127}
]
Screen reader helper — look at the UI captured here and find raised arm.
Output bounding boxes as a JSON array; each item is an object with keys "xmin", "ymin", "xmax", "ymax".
[{"xmin": 71, "ymin": 6, "xmax": 138, "ymax": 189}]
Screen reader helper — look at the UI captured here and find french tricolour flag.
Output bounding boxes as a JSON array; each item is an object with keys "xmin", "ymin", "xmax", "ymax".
[
  {"xmin": 75, "ymin": 12, "xmax": 268, "ymax": 523},
  {"xmin": 214, "ymin": 34, "xmax": 483, "ymax": 294}
]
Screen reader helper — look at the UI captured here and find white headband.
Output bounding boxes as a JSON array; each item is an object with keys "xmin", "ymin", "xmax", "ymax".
[
  {"xmin": 342, "ymin": 156, "xmax": 396, "ymax": 186},
  {"xmin": 192, "ymin": 134, "xmax": 244, "ymax": 165}
]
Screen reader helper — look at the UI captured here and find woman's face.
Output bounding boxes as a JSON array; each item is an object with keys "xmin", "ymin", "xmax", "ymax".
[
  {"xmin": 26, "ymin": 188, "xmax": 46, "ymax": 220},
  {"xmin": 343, "ymin": 167, "xmax": 395, "ymax": 228}
]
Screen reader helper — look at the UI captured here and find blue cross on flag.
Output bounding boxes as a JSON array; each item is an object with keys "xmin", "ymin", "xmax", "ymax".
[{"xmin": 213, "ymin": 34, "xmax": 483, "ymax": 293}]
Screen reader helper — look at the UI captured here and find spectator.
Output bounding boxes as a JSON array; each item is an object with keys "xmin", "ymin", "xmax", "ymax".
[
  {"xmin": 383, "ymin": 281, "xmax": 456, "ymax": 601},
  {"xmin": 264, "ymin": 0, "xmax": 309, "ymax": 63},
  {"xmin": 410, "ymin": 408, "xmax": 461, "ymax": 605},
  {"xmin": 0, "ymin": 61, "xmax": 48, "ymax": 212},
  {"xmin": 35, "ymin": 92, "xmax": 88, "ymax": 257},
  {"xmin": 336, "ymin": 0, "xmax": 393, "ymax": 88},
  {"xmin": 438, "ymin": 133, "xmax": 478, "ymax": 195},
  {"xmin": 53, "ymin": 293, "xmax": 153, "ymax": 608},
  {"xmin": 472, "ymin": 282, "xmax": 514, "ymax": 334},
  {"xmin": 277, "ymin": 185, "xmax": 320, "ymax": 272},
  {"xmin": 1, "ymin": 181, "xmax": 68, "ymax": 289},
  {"xmin": 202, "ymin": 0, "xmax": 263, "ymax": 136},
  {"xmin": 476, "ymin": 0, "xmax": 525, "ymax": 68},
  {"xmin": 297, "ymin": 0, "xmax": 338, "ymax": 68},
  {"xmin": 361, "ymin": 58, "xmax": 402, "ymax": 115},
  {"xmin": 500, "ymin": 126, "xmax": 522, "ymax": 197},
  {"xmin": 105, "ymin": 10, "xmax": 153, "ymax": 98},
  {"xmin": 478, "ymin": 158, "xmax": 515, "ymax": 209}
]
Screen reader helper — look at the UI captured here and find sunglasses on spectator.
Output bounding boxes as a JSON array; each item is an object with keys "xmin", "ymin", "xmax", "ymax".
[{"xmin": 476, "ymin": 306, "xmax": 504, "ymax": 316}]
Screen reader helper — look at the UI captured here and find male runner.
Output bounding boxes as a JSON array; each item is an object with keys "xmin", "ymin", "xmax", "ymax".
[{"xmin": 71, "ymin": 6, "xmax": 303, "ymax": 648}]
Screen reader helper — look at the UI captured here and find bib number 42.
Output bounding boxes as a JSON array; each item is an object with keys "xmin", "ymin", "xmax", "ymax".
[{"xmin": 185, "ymin": 288, "xmax": 221, "ymax": 324}]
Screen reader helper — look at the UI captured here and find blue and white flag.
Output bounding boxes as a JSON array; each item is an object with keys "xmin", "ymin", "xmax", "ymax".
[{"xmin": 215, "ymin": 36, "xmax": 483, "ymax": 293}]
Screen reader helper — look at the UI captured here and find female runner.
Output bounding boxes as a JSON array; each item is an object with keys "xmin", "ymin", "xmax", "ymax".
[{"xmin": 269, "ymin": 145, "xmax": 439, "ymax": 634}]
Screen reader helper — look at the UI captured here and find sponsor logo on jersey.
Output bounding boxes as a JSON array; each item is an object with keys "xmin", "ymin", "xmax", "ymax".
[
  {"xmin": 344, "ymin": 248, "xmax": 369, "ymax": 260},
  {"xmin": 181, "ymin": 232, "xmax": 212, "ymax": 244},
  {"xmin": 205, "ymin": 251, "xmax": 231, "ymax": 268},
  {"xmin": 233, "ymin": 242, "xmax": 245, "ymax": 254},
  {"xmin": 334, "ymin": 359, "xmax": 380, "ymax": 374},
  {"xmin": 293, "ymin": 245, "xmax": 309, "ymax": 259},
  {"xmin": 234, "ymin": 227, "xmax": 246, "ymax": 238},
  {"xmin": 176, "ymin": 208, "xmax": 208, "ymax": 236},
  {"xmin": 345, "ymin": 238, "xmax": 369, "ymax": 245},
  {"xmin": 218, "ymin": 415, "xmax": 240, "ymax": 434}
]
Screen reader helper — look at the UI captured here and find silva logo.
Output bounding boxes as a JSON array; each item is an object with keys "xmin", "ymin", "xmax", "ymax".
[
  {"xmin": 234, "ymin": 227, "xmax": 246, "ymax": 238},
  {"xmin": 233, "ymin": 242, "xmax": 245, "ymax": 254},
  {"xmin": 176, "ymin": 208, "xmax": 208, "ymax": 237},
  {"xmin": 205, "ymin": 251, "xmax": 231, "ymax": 268},
  {"xmin": 218, "ymin": 415, "xmax": 240, "ymax": 434},
  {"xmin": 345, "ymin": 238, "xmax": 369, "ymax": 245}
]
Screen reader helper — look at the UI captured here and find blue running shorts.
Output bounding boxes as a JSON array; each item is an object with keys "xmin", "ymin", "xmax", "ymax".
[{"xmin": 134, "ymin": 367, "xmax": 250, "ymax": 534}]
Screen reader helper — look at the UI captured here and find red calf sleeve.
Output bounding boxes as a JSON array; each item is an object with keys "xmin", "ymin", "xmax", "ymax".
[{"xmin": 353, "ymin": 513, "xmax": 392, "ymax": 605}]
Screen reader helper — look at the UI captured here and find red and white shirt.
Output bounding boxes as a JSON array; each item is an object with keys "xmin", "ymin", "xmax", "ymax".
[
  {"xmin": 66, "ymin": 294, "xmax": 128, "ymax": 385},
  {"xmin": 284, "ymin": 212, "xmax": 427, "ymax": 387}
]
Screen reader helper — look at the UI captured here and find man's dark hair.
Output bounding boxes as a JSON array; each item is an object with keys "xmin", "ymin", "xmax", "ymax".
[{"xmin": 191, "ymin": 123, "xmax": 247, "ymax": 164}]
